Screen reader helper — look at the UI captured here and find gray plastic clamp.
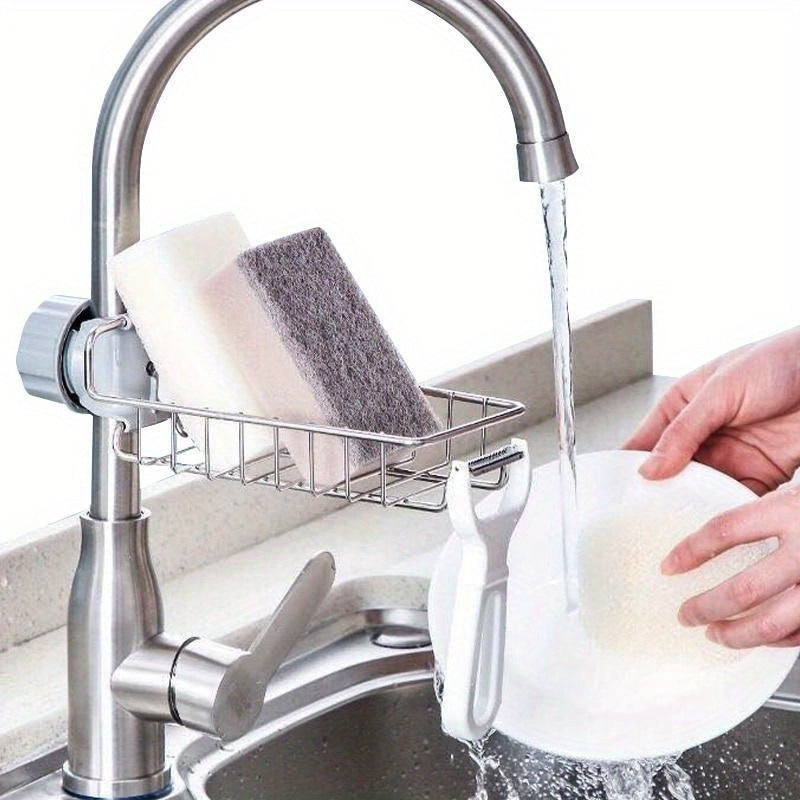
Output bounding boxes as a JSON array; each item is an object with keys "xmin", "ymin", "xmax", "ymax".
[
  {"xmin": 64, "ymin": 316, "xmax": 165, "ymax": 431},
  {"xmin": 17, "ymin": 296, "xmax": 165, "ymax": 431}
]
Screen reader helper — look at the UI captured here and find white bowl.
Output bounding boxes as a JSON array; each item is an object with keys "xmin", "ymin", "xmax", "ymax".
[{"xmin": 428, "ymin": 450, "xmax": 799, "ymax": 761}]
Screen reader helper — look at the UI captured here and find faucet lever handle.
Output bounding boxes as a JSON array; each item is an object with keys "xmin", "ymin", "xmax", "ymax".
[
  {"xmin": 244, "ymin": 550, "xmax": 336, "ymax": 691},
  {"xmin": 186, "ymin": 551, "xmax": 336, "ymax": 742},
  {"xmin": 113, "ymin": 552, "xmax": 336, "ymax": 742}
]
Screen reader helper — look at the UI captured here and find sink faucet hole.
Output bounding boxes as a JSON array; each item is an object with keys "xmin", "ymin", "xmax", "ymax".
[{"xmin": 371, "ymin": 625, "xmax": 432, "ymax": 649}]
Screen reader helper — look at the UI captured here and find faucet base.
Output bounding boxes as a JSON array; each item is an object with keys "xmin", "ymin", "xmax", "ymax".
[
  {"xmin": 66, "ymin": 513, "xmax": 167, "ymax": 800},
  {"xmin": 62, "ymin": 762, "xmax": 172, "ymax": 800}
]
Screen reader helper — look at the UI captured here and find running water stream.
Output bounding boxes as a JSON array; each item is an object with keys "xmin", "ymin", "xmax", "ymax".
[{"xmin": 540, "ymin": 180, "xmax": 580, "ymax": 612}]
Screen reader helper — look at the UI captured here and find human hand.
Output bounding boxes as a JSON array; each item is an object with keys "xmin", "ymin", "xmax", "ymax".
[
  {"xmin": 660, "ymin": 485, "xmax": 800, "ymax": 648},
  {"xmin": 624, "ymin": 328, "xmax": 800, "ymax": 495},
  {"xmin": 625, "ymin": 327, "xmax": 800, "ymax": 648}
]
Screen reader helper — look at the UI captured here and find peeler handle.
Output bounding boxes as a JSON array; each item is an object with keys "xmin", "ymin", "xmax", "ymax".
[
  {"xmin": 441, "ymin": 566, "xmax": 508, "ymax": 741},
  {"xmin": 440, "ymin": 439, "xmax": 531, "ymax": 741}
]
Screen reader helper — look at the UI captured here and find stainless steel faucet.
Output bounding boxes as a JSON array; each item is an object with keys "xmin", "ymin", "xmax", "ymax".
[{"xmin": 15, "ymin": 0, "xmax": 577, "ymax": 797}]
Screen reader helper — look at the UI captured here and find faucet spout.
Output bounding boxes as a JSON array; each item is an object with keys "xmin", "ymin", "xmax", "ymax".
[{"xmin": 418, "ymin": 0, "xmax": 578, "ymax": 182}]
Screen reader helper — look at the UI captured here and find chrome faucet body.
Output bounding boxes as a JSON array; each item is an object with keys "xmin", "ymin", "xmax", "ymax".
[{"xmin": 19, "ymin": 1, "xmax": 577, "ymax": 797}]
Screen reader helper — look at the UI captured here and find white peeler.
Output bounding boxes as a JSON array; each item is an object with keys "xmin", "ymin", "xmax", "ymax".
[{"xmin": 439, "ymin": 437, "xmax": 532, "ymax": 741}]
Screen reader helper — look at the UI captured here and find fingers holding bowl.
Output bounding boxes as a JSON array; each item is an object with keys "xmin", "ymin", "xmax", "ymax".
[
  {"xmin": 623, "ymin": 363, "xmax": 732, "ymax": 477},
  {"xmin": 677, "ymin": 549, "xmax": 800, "ymax": 627},
  {"xmin": 705, "ymin": 587, "xmax": 800, "ymax": 649},
  {"xmin": 665, "ymin": 486, "xmax": 800, "ymax": 648},
  {"xmin": 661, "ymin": 496, "xmax": 786, "ymax": 576}
]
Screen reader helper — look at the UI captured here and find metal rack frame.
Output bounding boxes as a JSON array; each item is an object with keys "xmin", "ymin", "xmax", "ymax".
[{"xmin": 86, "ymin": 315, "xmax": 526, "ymax": 512}]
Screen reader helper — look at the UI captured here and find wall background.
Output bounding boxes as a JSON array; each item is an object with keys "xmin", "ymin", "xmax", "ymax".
[{"xmin": 1, "ymin": 0, "xmax": 797, "ymax": 538}]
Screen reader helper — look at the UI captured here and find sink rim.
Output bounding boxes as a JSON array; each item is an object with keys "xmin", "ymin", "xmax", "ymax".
[
  {"xmin": 0, "ymin": 607, "xmax": 432, "ymax": 800},
  {"xmin": 177, "ymin": 610, "xmax": 434, "ymax": 800}
]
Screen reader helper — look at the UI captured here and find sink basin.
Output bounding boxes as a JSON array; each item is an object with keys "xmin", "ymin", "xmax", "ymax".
[
  {"xmin": 195, "ymin": 682, "xmax": 799, "ymax": 800},
  {"xmin": 3, "ymin": 609, "xmax": 799, "ymax": 800},
  {"xmin": 178, "ymin": 611, "xmax": 800, "ymax": 800}
]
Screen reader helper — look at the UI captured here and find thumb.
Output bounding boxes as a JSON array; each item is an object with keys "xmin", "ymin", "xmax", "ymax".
[{"xmin": 640, "ymin": 383, "xmax": 732, "ymax": 480}]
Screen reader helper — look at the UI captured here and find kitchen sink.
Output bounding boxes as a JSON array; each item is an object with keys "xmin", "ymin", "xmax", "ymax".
[
  {"xmin": 3, "ymin": 609, "xmax": 799, "ymax": 800},
  {"xmin": 178, "ymin": 611, "xmax": 800, "ymax": 800},
  {"xmin": 193, "ymin": 681, "xmax": 800, "ymax": 800}
]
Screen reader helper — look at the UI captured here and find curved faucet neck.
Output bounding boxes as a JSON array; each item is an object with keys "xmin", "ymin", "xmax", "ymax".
[{"xmin": 91, "ymin": 0, "xmax": 576, "ymax": 317}]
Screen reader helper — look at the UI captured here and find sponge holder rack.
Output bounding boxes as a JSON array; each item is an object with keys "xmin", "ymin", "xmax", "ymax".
[
  {"xmin": 21, "ymin": 300, "xmax": 527, "ymax": 513},
  {"xmin": 90, "ymin": 316, "xmax": 526, "ymax": 512}
]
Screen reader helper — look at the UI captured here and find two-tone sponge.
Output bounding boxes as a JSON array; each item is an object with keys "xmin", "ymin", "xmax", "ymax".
[
  {"xmin": 114, "ymin": 218, "xmax": 439, "ymax": 486},
  {"xmin": 200, "ymin": 227, "xmax": 440, "ymax": 487}
]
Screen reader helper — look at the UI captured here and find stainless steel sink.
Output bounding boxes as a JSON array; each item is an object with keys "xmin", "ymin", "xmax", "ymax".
[
  {"xmin": 192, "ymin": 680, "xmax": 800, "ymax": 800},
  {"xmin": 177, "ymin": 611, "xmax": 800, "ymax": 800},
  {"xmin": 3, "ymin": 609, "xmax": 799, "ymax": 800}
]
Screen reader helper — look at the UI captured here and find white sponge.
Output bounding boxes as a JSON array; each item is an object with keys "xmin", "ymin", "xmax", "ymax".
[
  {"xmin": 112, "ymin": 214, "xmax": 273, "ymax": 472},
  {"xmin": 579, "ymin": 502, "xmax": 772, "ymax": 668}
]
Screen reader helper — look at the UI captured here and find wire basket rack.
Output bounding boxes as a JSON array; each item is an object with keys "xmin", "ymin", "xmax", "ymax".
[{"xmin": 84, "ymin": 316, "xmax": 527, "ymax": 512}]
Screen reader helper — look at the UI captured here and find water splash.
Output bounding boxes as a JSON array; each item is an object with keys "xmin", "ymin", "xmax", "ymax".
[
  {"xmin": 540, "ymin": 180, "xmax": 580, "ymax": 611},
  {"xmin": 663, "ymin": 759, "xmax": 696, "ymax": 800},
  {"xmin": 575, "ymin": 755, "xmax": 696, "ymax": 800},
  {"xmin": 479, "ymin": 739, "xmax": 697, "ymax": 800},
  {"xmin": 464, "ymin": 736, "xmax": 520, "ymax": 800},
  {"xmin": 600, "ymin": 759, "xmax": 661, "ymax": 800},
  {"xmin": 435, "ymin": 664, "xmax": 519, "ymax": 800},
  {"xmin": 433, "ymin": 678, "xmax": 699, "ymax": 800}
]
